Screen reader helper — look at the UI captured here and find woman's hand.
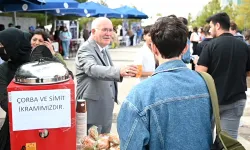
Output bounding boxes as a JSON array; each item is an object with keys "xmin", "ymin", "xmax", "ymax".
[{"xmin": 43, "ymin": 38, "xmax": 55, "ymax": 55}]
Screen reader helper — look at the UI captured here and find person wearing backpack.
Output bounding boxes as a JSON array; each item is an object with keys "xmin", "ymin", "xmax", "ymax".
[{"xmin": 118, "ymin": 15, "xmax": 213, "ymax": 150}]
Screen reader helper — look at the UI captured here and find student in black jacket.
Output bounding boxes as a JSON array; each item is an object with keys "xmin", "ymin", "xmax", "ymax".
[
  {"xmin": 0, "ymin": 28, "xmax": 32, "ymax": 150},
  {"xmin": 196, "ymin": 12, "xmax": 250, "ymax": 139}
]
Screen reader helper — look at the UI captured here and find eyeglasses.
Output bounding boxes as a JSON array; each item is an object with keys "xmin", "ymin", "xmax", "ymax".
[{"xmin": 96, "ymin": 28, "xmax": 113, "ymax": 33}]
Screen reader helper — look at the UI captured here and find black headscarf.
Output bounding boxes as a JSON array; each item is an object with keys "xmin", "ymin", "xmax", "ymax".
[
  {"xmin": 0, "ymin": 28, "xmax": 32, "ymax": 150},
  {"xmin": 0, "ymin": 28, "xmax": 32, "ymax": 69}
]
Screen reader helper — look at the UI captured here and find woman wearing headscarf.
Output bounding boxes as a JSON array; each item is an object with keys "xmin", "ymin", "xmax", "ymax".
[{"xmin": 0, "ymin": 28, "xmax": 32, "ymax": 150}]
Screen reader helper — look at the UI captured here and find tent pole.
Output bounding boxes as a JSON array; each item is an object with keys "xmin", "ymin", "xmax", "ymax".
[
  {"xmin": 13, "ymin": 12, "xmax": 17, "ymax": 26},
  {"xmin": 51, "ymin": 16, "xmax": 56, "ymax": 33},
  {"xmin": 45, "ymin": 11, "xmax": 48, "ymax": 26}
]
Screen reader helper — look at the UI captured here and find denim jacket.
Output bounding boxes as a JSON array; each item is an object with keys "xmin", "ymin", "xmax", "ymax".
[{"xmin": 117, "ymin": 60, "xmax": 212, "ymax": 150}]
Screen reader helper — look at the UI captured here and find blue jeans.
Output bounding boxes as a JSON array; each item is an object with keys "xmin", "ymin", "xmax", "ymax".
[
  {"xmin": 213, "ymin": 100, "xmax": 246, "ymax": 139},
  {"xmin": 62, "ymin": 40, "xmax": 70, "ymax": 57}
]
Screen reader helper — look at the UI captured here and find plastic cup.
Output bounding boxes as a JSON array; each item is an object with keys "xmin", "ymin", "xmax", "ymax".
[{"xmin": 136, "ymin": 65, "xmax": 142, "ymax": 78}]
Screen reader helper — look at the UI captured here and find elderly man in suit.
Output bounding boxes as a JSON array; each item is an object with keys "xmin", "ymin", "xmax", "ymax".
[{"xmin": 75, "ymin": 17, "xmax": 138, "ymax": 134}]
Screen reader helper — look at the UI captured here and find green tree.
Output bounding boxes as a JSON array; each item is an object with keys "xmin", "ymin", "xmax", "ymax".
[
  {"xmin": 192, "ymin": 0, "xmax": 221, "ymax": 27},
  {"xmin": 187, "ymin": 13, "xmax": 192, "ymax": 24},
  {"xmin": 207, "ymin": 0, "xmax": 221, "ymax": 14},
  {"xmin": 110, "ymin": 19, "xmax": 123, "ymax": 28},
  {"xmin": 78, "ymin": 17, "xmax": 94, "ymax": 31},
  {"xmin": 156, "ymin": 13, "xmax": 162, "ymax": 17},
  {"xmin": 99, "ymin": 0, "xmax": 108, "ymax": 6},
  {"xmin": 235, "ymin": 0, "xmax": 250, "ymax": 30},
  {"xmin": 222, "ymin": 1, "xmax": 237, "ymax": 21}
]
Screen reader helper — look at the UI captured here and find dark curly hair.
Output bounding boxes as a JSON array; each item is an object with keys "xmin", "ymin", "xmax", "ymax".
[
  {"xmin": 206, "ymin": 12, "xmax": 230, "ymax": 31},
  {"xmin": 143, "ymin": 25, "xmax": 152, "ymax": 35},
  {"xmin": 32, "ymin": 29, "xmax": 50, "ymax": 41},
  {"xmin": 150, "ymin": 15, "xmax": 188, "ymax": 58}
]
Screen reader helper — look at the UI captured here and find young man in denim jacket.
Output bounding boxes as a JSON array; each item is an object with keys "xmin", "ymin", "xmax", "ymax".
[{"xmin": 117, "ymin": 15, "xmax": 213, "ymax": 150}]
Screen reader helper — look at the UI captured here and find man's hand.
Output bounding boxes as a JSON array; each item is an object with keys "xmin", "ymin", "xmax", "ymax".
[
  {"xmin": 192, "ymin": 55, "xmax": 199, "ymax": 65},
  {"xmin": 120, "ymin": 65, "xmax": 138, "ymax": 77}
]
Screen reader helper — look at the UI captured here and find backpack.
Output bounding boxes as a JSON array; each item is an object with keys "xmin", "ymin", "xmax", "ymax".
[{"xmin": 198, "ymin": 72, "xmax": 246, "ymax": 150}]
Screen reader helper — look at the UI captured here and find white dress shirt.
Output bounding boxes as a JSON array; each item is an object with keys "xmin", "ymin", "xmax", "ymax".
[{"xmin": 134, "ymin": 43, "xmax": 156, "ymax": 82}]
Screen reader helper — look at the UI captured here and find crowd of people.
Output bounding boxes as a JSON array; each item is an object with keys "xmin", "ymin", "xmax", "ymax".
[
  {"xmin": 75, "ymin": 12, "xmax": 250, "ymax": 149},
  {"xmin": 0, "ymin": 21, "xmax": 144, "ymax": 61},
  {"xmin": 0, "ymin": 11, "xmax": 250, "ymax": 150},
  {"xmin": 0, "ymin": 23, "xmax": 73, "ymax": 61},
  {"xmin": 188, "ymin": 19, "xmax": 249, "ymax": 70}
]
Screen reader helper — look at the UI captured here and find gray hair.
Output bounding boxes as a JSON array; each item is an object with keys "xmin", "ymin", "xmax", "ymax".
[{"xmin": 91, "ymin": 17, "xmax": 112, "ymax": 30}]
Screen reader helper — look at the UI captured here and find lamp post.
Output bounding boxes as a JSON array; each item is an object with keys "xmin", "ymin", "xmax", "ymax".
[{"xmin": 12, "ymin": 12, "xmax": 17, "ymax": 26}]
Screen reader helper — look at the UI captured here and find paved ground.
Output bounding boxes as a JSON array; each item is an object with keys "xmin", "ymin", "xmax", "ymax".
[{"xmin": 1, "ymin": 45, "xmax": 250, "ymax": 149}]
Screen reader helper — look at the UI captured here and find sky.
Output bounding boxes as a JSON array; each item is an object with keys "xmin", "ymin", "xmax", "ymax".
[{"xmin": 89, "ymin": 0, "xmax": 212, "ymax": 19}]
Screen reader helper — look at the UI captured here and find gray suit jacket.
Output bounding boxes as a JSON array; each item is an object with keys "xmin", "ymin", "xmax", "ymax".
[{"xmin": 75, "ymin": 39, "xmax": 121, "ymax": 125}]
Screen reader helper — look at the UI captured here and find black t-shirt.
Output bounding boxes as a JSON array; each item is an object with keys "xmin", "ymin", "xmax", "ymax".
[
  {"xmin": 198, "ymin": 33, "xmax": 250, "ymax": 105},
  {"xmin": 195, "ymin": 38, "xmax": 213, "ymax": 56}
]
